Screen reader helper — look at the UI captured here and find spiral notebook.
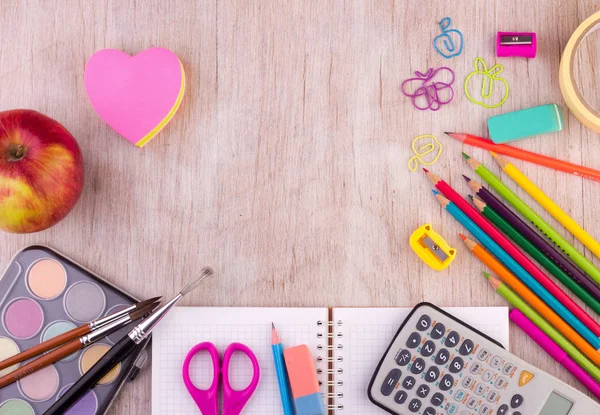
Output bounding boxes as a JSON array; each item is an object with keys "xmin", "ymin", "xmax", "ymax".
[{"xmin": 151, "ymin": 306, "xmax": 508, "ymax": 414}]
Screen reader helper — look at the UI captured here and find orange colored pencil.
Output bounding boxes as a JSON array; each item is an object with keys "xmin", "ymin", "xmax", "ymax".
[{"xmin": 460, "ymin": 234, "xmax": 600, "ymax": 365}]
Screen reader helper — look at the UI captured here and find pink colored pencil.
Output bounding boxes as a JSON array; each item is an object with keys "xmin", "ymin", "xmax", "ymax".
[
  {"xmin": 511, "ymin": 309, "xmax": 600, "ymax": 399},
  {"xmin": 424, "ymin": 169, "xmax": 600, "ymax": 337}
]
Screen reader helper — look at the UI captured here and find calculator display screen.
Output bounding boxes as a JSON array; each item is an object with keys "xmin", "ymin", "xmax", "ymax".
[{"xmin": 539, "ymin": 392, "xmax": 573, "ymax": 415}]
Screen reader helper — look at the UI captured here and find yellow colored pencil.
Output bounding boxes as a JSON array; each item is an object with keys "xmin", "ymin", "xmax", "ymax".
[{"xmin": 492, "ymin": 152, "xmax": 600, "ymax": 261}]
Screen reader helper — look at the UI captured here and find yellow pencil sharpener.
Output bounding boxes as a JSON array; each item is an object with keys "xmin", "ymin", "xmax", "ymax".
[{"xmin": 409, "ymin": 224, "xmax": 456, "ymax": 271}]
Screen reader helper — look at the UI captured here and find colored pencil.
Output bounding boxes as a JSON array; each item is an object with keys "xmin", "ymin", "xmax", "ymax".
[
  {"xmin": 463, "ymin": 153, "xmax": 600, "ymax": 286},
  {"xmin": 433, "ymin": 192, "xmax": 600, "ymax": 346},
  {"xmin": 484, "ymin": 273, "xmax": 600, "ymax": 383},
  {"xmin": 271, "ymin": 323, "xmax": 295, "ymax": 415},
  {"xmin": 446, "ymin": 132, "xmax": 600, "ymax": 182},
  {"xmin": 471, "ymin": 196, "xmax": 600, "ymax": 311},
  {"xmin": 426, "ymin": 170, "xmax": 600, "ymax": 336},
  {"xmin": 461, "ymin": 235, "xmax": 600, "ymax": 361},
  {"xmin": 492, "ymin": 153, "xmax": 600, "ymax": 261},
  {"xmin": 510, "ymin": 309, "xmax": 600, "ymax": 400},
  {"xmin": 465, "ymin": 175, "xmax": 600, "ymax": 304}
]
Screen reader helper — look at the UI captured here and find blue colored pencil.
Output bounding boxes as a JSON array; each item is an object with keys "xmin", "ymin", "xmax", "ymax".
[
  {"xmin": 272, "ymin": 323, "xmax": 295, "ymax": 415},
  {"xmin": 433, "ymin": 191, "xmax": 600, "ymax": 350}
]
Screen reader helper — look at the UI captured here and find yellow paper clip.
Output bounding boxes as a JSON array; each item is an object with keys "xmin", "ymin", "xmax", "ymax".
[{"xmin": 409, "ymin": 224, "xmax": 456, "ymax": 270}]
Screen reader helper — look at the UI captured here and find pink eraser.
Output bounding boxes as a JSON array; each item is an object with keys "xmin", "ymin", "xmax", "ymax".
[
  {"xmin": 496, "ymin": 32, "xmax": 537, "ymax": 58},
  {"xmin": 283, "ymin": 345, "xmax": 320, "ymax": 398}
]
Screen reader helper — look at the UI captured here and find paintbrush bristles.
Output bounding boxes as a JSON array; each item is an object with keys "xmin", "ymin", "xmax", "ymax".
[{"xmin": 180, "ymin": 267, "xmax": 215, "ymax": 296}]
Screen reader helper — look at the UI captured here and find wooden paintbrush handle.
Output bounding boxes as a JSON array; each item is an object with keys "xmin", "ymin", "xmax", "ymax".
[
  {"xmin": 0, "ymin": 339, "xmax": 82, "ymax": 388},
  {"xmin": 0, "ymin": 325, "xmax": 88, "ymax": 371}
]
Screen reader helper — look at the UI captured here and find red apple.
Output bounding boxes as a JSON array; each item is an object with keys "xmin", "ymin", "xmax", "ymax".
[{"xmin": 0, "ymin": 110, "xmax": 84, "ymax": 233}]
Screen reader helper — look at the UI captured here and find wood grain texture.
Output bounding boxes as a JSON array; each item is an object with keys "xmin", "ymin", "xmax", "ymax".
[{"xmin": 1, "ymin": 0, "xmax": 599, "ymax": 412}]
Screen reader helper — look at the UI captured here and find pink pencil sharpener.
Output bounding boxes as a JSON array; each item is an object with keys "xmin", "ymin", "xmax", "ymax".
[{"xmin": 496, "ymin": 32, "xmax": 537, "ymax": 58}]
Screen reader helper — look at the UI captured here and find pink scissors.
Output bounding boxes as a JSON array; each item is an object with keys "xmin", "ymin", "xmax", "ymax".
[{"xmin": 182, "ymin": 342, "xmax": 260, "ymax": 415}]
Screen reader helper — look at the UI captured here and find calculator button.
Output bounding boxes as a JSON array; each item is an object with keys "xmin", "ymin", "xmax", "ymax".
[
  {"xmin": 469, "ymin": 362, "xmax": 482, "ymax": 374},
  {"xmin": 474, "ymin": 383, "xmax": 485, "ymax": 396},
  {"xmin": 459, "ymin": 339, "xmax": 474, "ymax": 356},
  {"xmin": 403, "ymin": 376, "xmax": 416, "ymax": 390},
  {"xmin": 425, "ymin": 366, "xmax": 440, "ymax": 383},
  {"xmin": 409, "ymin": 398, "xmax": 422, "ymax": 413},
  {"xmin": 424, "ymin": 408, "xmax": 437, "ymax": 415},
  {"xmin": 449, "ymin": 356, "xmax": 464, "ymax": 373},
  {"xmin": 518, "ymin": 370, "xmax": 534, "ymax": 386},
  {"xmin": 431, "ymin": 392, "xmax": 445, "ymax": 406},
  {"xmin": 511, "ymin": 394, "xmax": 523, "ymax": 408},
  {"xmin": 435, "ymin": 348, "xmax": 450, "ymax": 365},
  {"xmin": 439, "ymin": 374, "xmax": 454, "ymax": 391},
  {"xmin": 494, "ymin": 377, "xmax": 508, "ymax": 389},
  {"xmin": 417, "ymin": 315, "xmax": 432, "ymax": 331},
  {"xmin": 396, "ymin": 349, "xmax": 412, "ymax": 366},
  {"xmin": 417, "ymin": 384, "xmax": 431, "ymax": 398},
  {"xmin": 513, "ymin": 412, "xmax": 522, "ymax": 415},
  {"xmin": 482, "ymin": 370, "xmax": 494, "ymax": 382},
  {"xmin": 480, "ymin": 404, "xmax": 493, "ymax": 415},
  {"xmin": 487, "ymin": 390, "xmax": 499, "ymax": 402},
  {"xmin": 490, "ymin": 355, "xmax": 502, "ymax": 368},
  {"xmin": 394, "ymin": 390, "xmax": 408, "ymax": 404},
  {"xmin": 446, "ymin": 403, "xmax": 458, "ymax": 414},
  {"xmin": 421, "ymin": 340, "xmax": 436, "ymax": 357},
  {"xmin": 466, "ymin": 396, "xmax": 477, "ymax": 408},
  {"xmin": 497, "ymin": 404, "xmax": 509, "ymax": 415},
  {"xmin": 502, "ymin": 362, "xmax": 514, "ymax": 375},
  {"xmin": 445, "ymin": 331, "xmax": 460, "ymax": 347},
  {"xmin": 407, "ymin": 332, "xmax": 422, "ymax": 348},
  {"xmin": 431, "ymin": 322, "xmax": 446, "ymax": 339},
  {"xmin": 411, "ymin": 358, "xmax": 426, "ymax": 375},
  {"xmin": 381, "ymin": 369, "xmax": 402, "ymax": 396},
  {"xmin": 462, "ymin": 376, "xmax": 474, "ymax": 388},
  {"xmin": 477, "ymin": 349, "xmax": 490, "ymax": 361},
  {"xmin": 454, "ymin": 389, "xmax": 467, "ymax": 401}
]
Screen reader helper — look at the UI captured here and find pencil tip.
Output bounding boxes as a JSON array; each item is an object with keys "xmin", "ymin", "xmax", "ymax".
[
  {"xmin": 422, "ymin": 168, "xmax": 429, "ymax": 173},
  {"xmin": 462, "ymin": 152, "xmax": 470, "ymax": 160},
  {"xmin": 462, "ymin": 174, "xmax": 471, "ymax": 182},
  {"xmin": 490, "ymin": 151, "xmax": 497, "ymax": 157},
  {"xmin": 444, "ymin": 132, "xmax": 453, "ymax": 136},
  {"xmin": 432, "ymin": 189, "xmax": 439, "ymax": 195},
  {"xmin": 271, "ymin": 322, "xmax": 275, "ymax": 329},
  {"xmin": 458, "ymin": 233, "xmax": 467, "ymax": 241},
  {"xmin": 467, "ymin": 194, "xmax": 474, "ymax": 200},
  {"xmin": 482, "ymin": 271, "xmax": 491, "ymax": 279}
]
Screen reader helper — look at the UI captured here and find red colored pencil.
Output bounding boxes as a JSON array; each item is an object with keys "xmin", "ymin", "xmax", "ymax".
[
  {"xmin": 445, "ymin": 132, "xmax": 600, "ymax": 183},
  {"xmin": 424, "ymin": 169, "xmax": 600, "ymax": 336}
]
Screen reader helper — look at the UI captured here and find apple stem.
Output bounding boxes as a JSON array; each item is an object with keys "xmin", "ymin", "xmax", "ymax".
[{"xmin": 15, "ymin": 145, "xmax": 24, "ymax": 159}]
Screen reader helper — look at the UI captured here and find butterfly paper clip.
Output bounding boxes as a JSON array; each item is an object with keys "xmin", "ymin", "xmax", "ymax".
[
  {"xmin": 433, "ymin": 17, "xmax": 464, "ymax": 59},
  {"xmin": 464, "ymin": 58, "xmax": 509, "ymax": 108},
  {"xmin": 401, "ymin": 67, "xmax": 455, "ymax": 111}
]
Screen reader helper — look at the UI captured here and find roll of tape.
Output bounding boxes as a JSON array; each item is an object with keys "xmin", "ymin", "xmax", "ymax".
[{"xmin": 559, "ymin": 11, "xmax": 600, "ymax": 133}]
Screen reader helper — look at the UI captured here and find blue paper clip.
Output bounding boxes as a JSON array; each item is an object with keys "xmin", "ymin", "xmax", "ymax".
[{"xmin": 433, "ymin": 17, "xmax": 464, "ymax": 59}]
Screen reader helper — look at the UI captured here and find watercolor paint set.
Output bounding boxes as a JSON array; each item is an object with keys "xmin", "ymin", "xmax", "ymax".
[{"xmin": 0, "ymin": 246, "xmax": 149, "ymax": 415}]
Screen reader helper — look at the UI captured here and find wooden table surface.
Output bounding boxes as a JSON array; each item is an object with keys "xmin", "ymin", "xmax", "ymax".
[{"xmin": 1, "ymin": 0, "xmax": 599, "ymax": 412}]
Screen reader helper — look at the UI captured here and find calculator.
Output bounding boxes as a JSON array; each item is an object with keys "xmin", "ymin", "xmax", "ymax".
[{"xmin": 368, "ymin": 303, "xmax": 600, "ymax": 415}]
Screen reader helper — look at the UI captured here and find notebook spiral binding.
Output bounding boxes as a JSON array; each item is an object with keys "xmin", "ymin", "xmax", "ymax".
[{"xmin": 317, "ymin": 319, "xmax": 344, "ymax": 411}]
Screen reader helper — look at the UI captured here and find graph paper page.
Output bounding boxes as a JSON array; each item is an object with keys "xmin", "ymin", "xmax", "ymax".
[
  {"xmin": 332, "ymin": 307, "xmax": 509, "ymax": 414},
  {"xmin": 152, "ymin": 307, "xmax": 328, "ymax": 414}
]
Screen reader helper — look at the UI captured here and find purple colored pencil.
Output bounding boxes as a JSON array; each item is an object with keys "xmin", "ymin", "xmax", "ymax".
[{"xmin": 464, "ymin": 175, "xmax": 600, "ymax": 301}]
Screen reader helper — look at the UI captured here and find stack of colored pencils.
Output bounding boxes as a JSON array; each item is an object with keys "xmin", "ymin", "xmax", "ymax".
[{"xmin": 424, "ymin": 153, "xmax": 600, "ymax": 398}]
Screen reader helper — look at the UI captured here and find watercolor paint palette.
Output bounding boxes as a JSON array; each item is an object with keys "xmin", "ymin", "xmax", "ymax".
[{"xmin": 0, "ymin": 246, "xmax": 150, "ymax": 415}]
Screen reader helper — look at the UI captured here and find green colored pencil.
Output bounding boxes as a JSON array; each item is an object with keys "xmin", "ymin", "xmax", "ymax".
[
  {"xmin": 484, "ymin": 272, "xmax": 600, "ymax": 382},
  {"xmin": 464, "ymin": 153, "xmax": 600, "ymax": 286},
  {"xmin": 472, "ymin": 196, "xmax": 600, "ymax": 315}
]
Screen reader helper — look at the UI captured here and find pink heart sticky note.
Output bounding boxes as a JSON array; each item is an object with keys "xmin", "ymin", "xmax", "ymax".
[{"xmin": 84, "ymin": 47, "xmax": 185, "ymax": 147}]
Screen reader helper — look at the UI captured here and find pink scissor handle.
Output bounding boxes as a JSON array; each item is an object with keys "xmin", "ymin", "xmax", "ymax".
[
  {"xmin": 182, "ymin": 342, "xmax": 220, "ymax": 415},
  {"xmin": 221, "ymin": 342, "xmax": 260, "ymax": 415}
]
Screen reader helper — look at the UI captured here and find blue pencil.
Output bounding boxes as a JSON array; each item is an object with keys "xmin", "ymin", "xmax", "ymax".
[
  {"xmin": 433, "ymin": 191, "xmax": 600, "ymax": 350},
  {"xmin": 272, "ymin": 323, "xmax": 295, "ymax": 415}
]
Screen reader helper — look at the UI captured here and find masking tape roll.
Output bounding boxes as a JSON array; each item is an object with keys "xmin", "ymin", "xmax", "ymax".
[{"xmin": 559, "ymin": 11, "xmax": 600, "ymax": 133}]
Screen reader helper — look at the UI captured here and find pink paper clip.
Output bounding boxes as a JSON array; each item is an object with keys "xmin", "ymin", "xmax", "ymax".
[{"xmin": 496, "ymin": 32, "xmax": 536, "ymax": 58}]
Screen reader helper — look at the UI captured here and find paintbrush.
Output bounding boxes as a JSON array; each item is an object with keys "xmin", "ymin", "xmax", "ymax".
[
  {"xmin": 0, "ymin": 296, "xmax": 161, "ymax": 372},
  {"xmin": 0, "ymin": 300, "xmax": 160, "ymax": 389},
  {"xmin": 45, "ymin": 267, "xmax": 215, "ymax": 415}
]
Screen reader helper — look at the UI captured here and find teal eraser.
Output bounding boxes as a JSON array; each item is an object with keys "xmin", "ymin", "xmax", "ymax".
[{"xmin": 488, "ymin": 104, "xmax": 563, "ymax": 144}]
